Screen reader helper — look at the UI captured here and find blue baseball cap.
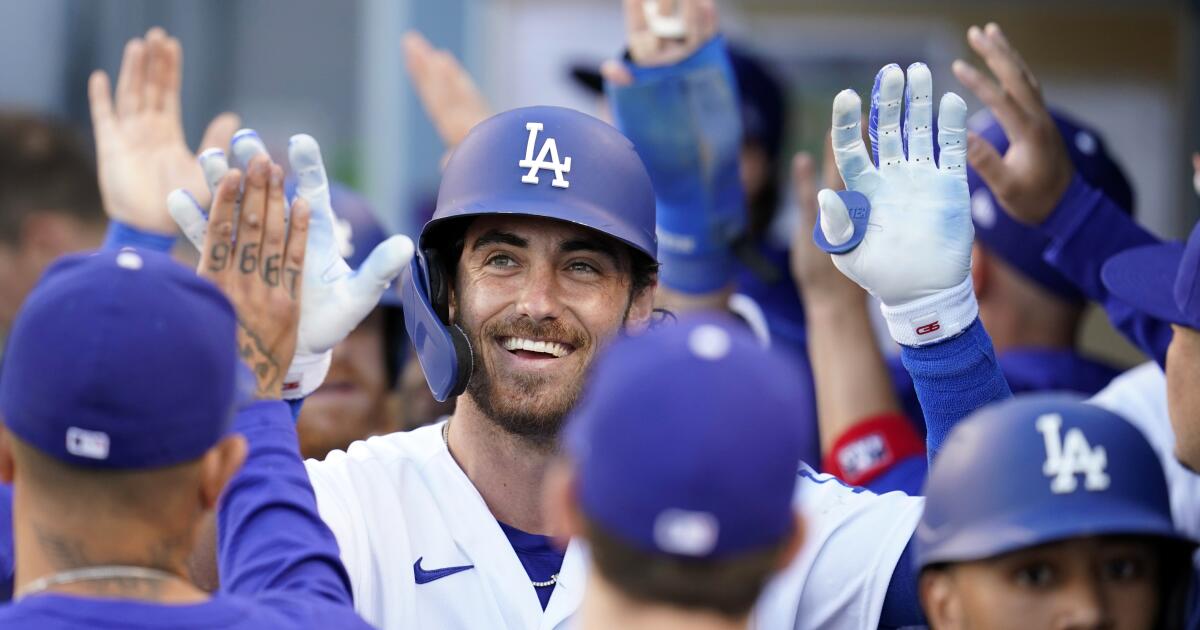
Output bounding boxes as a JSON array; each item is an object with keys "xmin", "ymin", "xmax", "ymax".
[
  {"xmin": 0, "ymin": 248, "xmax": 251, "ymax": 469},
  {"xmin": 564, "ymin": 315, "xmax": 809, "ymax": 558},
  {"xmin": 968, "ymin": 109, "xmax": 1134, "ymax": 302},
  {"xmin": 916, "ymin": 394, "xmax": 1191, "ymax": 570},
  {"xmin": 1101, "ymin": 219, "xmax": 1200, "ymax": 331}
]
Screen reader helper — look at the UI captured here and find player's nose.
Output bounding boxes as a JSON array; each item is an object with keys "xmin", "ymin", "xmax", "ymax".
[
  {"xmin": 1055, "ymin": 575, "xmax": 1111, "ymax": 630},
  {"xmin": 514, "ymin": 262, "xmax": 564, "ymax": 322}
]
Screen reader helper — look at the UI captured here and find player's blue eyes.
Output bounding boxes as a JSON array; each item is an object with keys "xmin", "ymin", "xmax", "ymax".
[
  {"xmin": 486, "ymin": 254, "xmax": 516, "ymax": 268},
  {"xmin": 567, "ymin": 261, "xmax": 599, "ymax": 274},
  {"xmin": 1013, "ymin": 564, "xmax": 1055, "ymax": 589}
]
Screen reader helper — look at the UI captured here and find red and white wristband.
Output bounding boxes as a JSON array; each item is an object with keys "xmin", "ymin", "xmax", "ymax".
[{"xmin": 822, "ymin": 412, "xmax": 925, "ymax": 488}]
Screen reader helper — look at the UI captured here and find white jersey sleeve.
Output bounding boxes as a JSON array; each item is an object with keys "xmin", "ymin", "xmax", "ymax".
[
  {"xmin": 1087, "ymin": 362, "xmax": 1200, "ymax": 545},
  {"xmin": 754, "ymin": 463, "xmax": 924, "ymax": 630}
]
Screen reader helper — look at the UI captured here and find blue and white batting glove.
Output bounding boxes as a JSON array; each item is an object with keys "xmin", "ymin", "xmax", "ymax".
[
  {"xmin": 167, "ymin": 129, "xmax": 414, "ymax": 399},
  {"xmin": 816, "ymin": 63, "xmax": 974, "ymax": 347}
]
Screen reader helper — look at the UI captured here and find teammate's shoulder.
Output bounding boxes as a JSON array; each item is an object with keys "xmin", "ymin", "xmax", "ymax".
[{"xmin": 1087, "ymin": 361, "xmax": 1166, "ymax": 424}]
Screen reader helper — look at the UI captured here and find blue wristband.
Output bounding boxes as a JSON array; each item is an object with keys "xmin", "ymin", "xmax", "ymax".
[
  {"xmin": 607, "ymin": 36, "xmax": 745, "ymax": 294},
  {"xmin": 103, "ymin": 220, "xmax": 177, "ymax": 253}
]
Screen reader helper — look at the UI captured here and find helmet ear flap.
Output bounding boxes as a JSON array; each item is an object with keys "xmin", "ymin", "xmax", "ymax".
[{"xmin": 423, "ymin": 247, "xmax": 452, "ymax": 324}]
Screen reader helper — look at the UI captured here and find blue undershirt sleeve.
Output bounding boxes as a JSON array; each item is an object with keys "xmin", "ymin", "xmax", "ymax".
[
  {"xmin": 217, "ymin": 400, "xmax": 353, "ymax": 605},
  {"xmin": 102, "ymin": 220, "xmax": 177, "ymax": 253},
  {"xmin": 1039, "ymin": 174, "xmax": 1171, "ymax": 365},
  {"xmin": 900, "ymin": 319, "xmax": 1013, "ymax": 460},
  {"xmin": 0, "ymin": 482, "xmax": 11, "ymax": 603},
  {"xmin": 879, "ymin": 536, "xmax": 924, "ymax": 628},
  {"xmin": 606, "ymin": 36, "xmax": 745, "ymax": 294}
]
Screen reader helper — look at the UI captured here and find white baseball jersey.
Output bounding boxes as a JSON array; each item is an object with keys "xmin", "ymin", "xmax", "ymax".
[
  {"xmin": 305, "ymin": 421, "xmax": 923, "ymax": 630},
  {"xmin": 1087, "ymin": 362, "xmax": 1200, "ymax": 548}
]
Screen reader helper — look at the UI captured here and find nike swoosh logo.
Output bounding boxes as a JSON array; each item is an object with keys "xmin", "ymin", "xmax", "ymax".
[{"xmin": 413, "ymin": 557, "xmax": 475, "ymax": 584}]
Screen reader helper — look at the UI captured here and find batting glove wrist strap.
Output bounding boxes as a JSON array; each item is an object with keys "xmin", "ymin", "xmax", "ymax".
[
  {"xmin": 881, "ymin": 275, "xmax": 978, "ymax": 347},
  {"xmin": 282, "ymin": 350, "xmax": 331, "ymax": 400}
]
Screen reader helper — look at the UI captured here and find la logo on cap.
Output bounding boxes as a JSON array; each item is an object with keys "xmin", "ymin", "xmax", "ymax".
[
  {"xmin": 1036, "ymin": 413, "xmax": 1110, "ymax": 494},
  {"xmin": 519, "ymin": 122, "xmax": 571, "ymax": 189}
]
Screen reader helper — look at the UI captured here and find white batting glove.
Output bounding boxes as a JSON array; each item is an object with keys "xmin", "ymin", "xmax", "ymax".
[
  {"xmin": 167, "ymin": 129, "xmax": 414, "ymax": 398},
  {"xmin": 818, "ymin": 63, "xmax": 974, "ymax": 347}
]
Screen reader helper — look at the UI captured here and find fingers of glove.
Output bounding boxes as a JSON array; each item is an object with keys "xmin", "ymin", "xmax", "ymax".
[
  {"xmin": 194, "ymin": 169, "xmax": 242, "ymax": 276},
  {"xmin": 199, "ymin": 148, "xmax": 231, "ymax": 198},
  {"xmin": 816, "ymin": 188, "xmax": 855, "ymax": 247},
  {"xmin": 167, "ymin": 188, "xmax": 210, "ymax": 251},
  {"xmin": 936, "ymin": 92, "xmax": 969, "ymax": 176},
  {"xmin": 346, "ymin": 235, "xmax": 416, "ymax": 305},
  {"xmin": 115, "ymin": 38, "xmax": 145, "ymax": 118},
  {"xmin": 261, "ymin": 164, "xmax": 289, "ymax": 289},
  {"xmin": 904, "ymin": 63, "xmax": 935, "ymax": 166},
  {"xmin": 287, "ymin": 134, "xmax": 336, "ymax": 260},
  {"xmin": 231, "ymin": 128, "xmax": 270, "ymax": 170},
  {"xmin": 236, "ymin": 157, "xmax": 272, "ymax": 278},
  {"xmin": 869, "ymin": 64, "xmax": 905, "ymax": 168},
  {"xmin": 830, "ymin": 90, "xmax": 880, "ymax": 193},
  {"xmin": 283, "ymin": 197, "xmax": 311, "ymax": 300}
]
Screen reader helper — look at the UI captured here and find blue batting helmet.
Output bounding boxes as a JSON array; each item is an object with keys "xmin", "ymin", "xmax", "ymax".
[
  {"xmin": 916, "ymin": 394, "xmax": 1192, "ymax": 570},
  {"xmin": 399, "ymin": 106, "xmax": 658, "ymax": 401}
]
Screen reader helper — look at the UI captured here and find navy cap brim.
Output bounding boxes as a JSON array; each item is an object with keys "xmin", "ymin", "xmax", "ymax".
[{"xmin": 1102, "ymin": 243, "xmax": 1191, "ymax": 328}]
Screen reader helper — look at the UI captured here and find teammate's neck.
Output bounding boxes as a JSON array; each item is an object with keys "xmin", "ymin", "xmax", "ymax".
[
  {"xmin": 578, "ymin": 569, "xmax": 751, "ymax": 630},
  {"xmin": 446, "ymin": 396, "xmax": 558, "ymax": 534},
  {"xmin": 12, "ymin": 485, "xmax": 208, "ymax": 603}
]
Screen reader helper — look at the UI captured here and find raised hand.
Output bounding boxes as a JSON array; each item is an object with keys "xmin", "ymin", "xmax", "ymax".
[
  {"xmin": 624, "ymin": 0, "xmax": 716, "ymax": 67},
  {"xmin": 789, "ymin": 146, "xmax": 863, "ymax": 304},
  {"xmin": 818, "ymin": 63, "xmax": 974, "ymax": 345},
  {"xmin": 89, "ymin": 27, "xmax": 239, "ymax": 235},
  {"xmin": 952, "ymin": 23, "xmax": 1073, "ymax": 225},
  {"xmin": 199, "ymin": 156, "xmax": 309, "ymax": 399},
  {"xmin": 401, "ymin": 31, "xmax": 492, "ymax": 149},
  {"xmin": 168, "ymin": 129, "xmax": 415, "ymax": 399}
]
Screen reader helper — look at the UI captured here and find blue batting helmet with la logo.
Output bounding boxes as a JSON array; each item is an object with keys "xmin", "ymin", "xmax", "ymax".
[
  {"xmin": 397, "ymin": 106, "xmax": 658, "ymax": 402},
  {"xmin": 915, "ymin": 394, "xmax": 1194, "ymax": 570}
]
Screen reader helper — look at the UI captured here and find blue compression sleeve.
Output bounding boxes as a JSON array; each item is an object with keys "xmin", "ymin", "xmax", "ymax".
[
  {"xmin": 606, "ymin": 36, "xmax": 745, "ymax": 294},
  {"xmin": 102, "ymin": 220, "xmax": 177, "ymax": 253},
  {"xmin": 900, "ymin": 319, "xmax": 1012, "ymax": 460},
  {"xmin": 1040, "ymin": 174, "xmax": 1171, "ymax": 365},
  {"xmin": 218, "ymin": 400, "xmax": 353, "ymax": 604},
  {"xmin": 879, "ymin": 536, "xmax": 924, "ymax": 628},
  {"xmin": 0, "ymin": 483, "xmax": 10, "ymax": 603}
]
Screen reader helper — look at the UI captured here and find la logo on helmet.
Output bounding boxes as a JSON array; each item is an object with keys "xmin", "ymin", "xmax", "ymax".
[
  {"xmin": 519, "ymin": 122, "xmax": 572, "ymax": 189},
  {"xmin": 1036, "ymin": 413, "xmax": 1110, "ymax": 494}
]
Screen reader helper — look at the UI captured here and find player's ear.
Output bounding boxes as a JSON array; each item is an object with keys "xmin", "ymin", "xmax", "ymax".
[
  {"xmin": 542, "ymin": 455, "xmax": 582, "ymax": 549},
  {"xmin": 198, "ymin": 433, "xmax": 248, "ymax": 510},
  {"xmin": 774, "ymin": 512, "xmax": 806, "ymax": 571},
  {"xmin": 0, "ymin": 427, "xmax": 14, "ymax": 484},
  {"xmin": 919, "ymin": 567, "xmax": 965, "ymax": 630},
  {"xmin": 623, "ymin": 280, "xmax": 657, "ymax": 335}
]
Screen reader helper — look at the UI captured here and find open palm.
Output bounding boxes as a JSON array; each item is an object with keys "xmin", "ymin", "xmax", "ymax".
[{"xmin": 89, "ymin": 28, "xmax": 237, "ymax": 235}]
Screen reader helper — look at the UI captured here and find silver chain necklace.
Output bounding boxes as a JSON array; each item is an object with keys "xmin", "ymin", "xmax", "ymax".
[
  {"xmin": 442, "ymin": 421, "xmax": 559, "ymax": 589},
  {"xmin": 18, "ymin": 565, "xmax": 179, "ymax": 599}
]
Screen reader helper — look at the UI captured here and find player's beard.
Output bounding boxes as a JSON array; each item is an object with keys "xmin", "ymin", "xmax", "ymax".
[{"xmin": 459, "ymin": 312, "xmax": 590, "ymax": 449}]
